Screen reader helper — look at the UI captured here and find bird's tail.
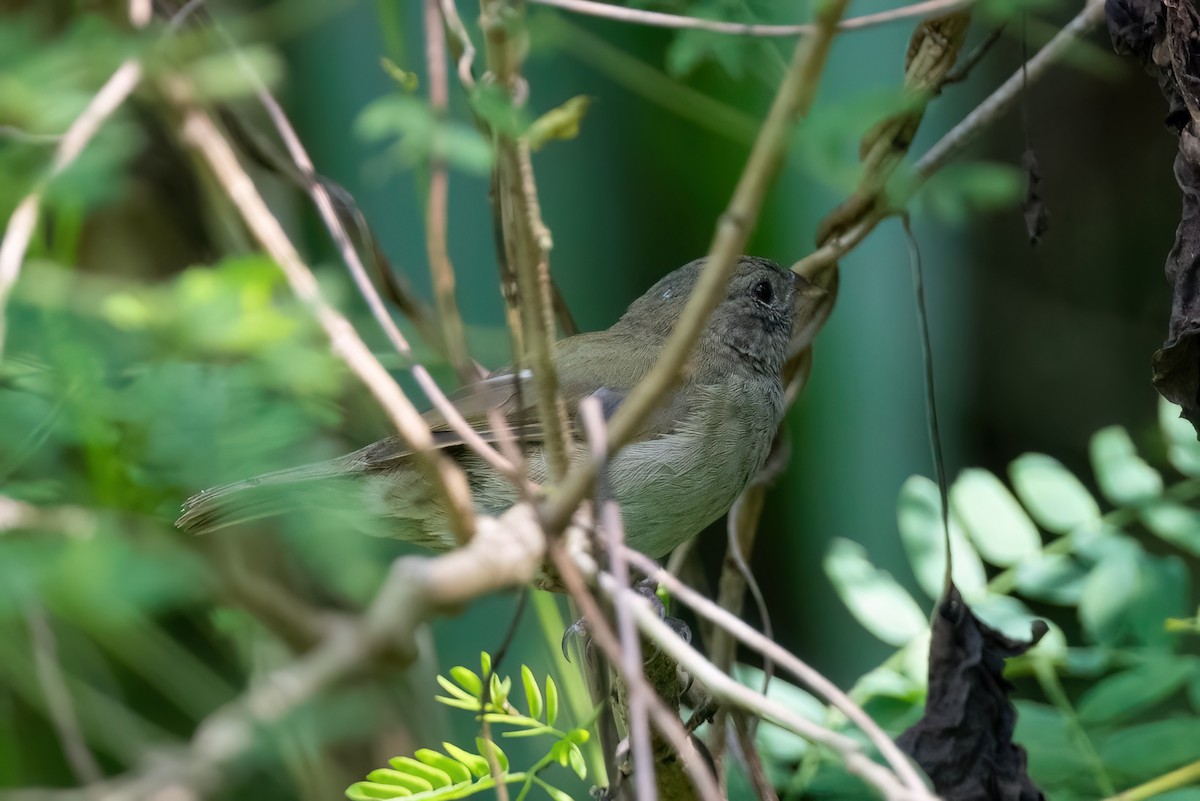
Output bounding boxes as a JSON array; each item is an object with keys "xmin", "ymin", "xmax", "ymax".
[{"xmin": 175, "ymin": 457, "xmax": 357, "ymax": 534}]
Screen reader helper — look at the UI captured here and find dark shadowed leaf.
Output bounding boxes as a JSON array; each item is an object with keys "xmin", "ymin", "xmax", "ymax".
[
  {"xmin": 1108, "ymin": 0, "xmax": 1200, "ymax": 434},
  {"xmin": 1098, "ymin": 718, "xmax": 1200, "ymax": 784},
  {"xmin": 1077, "ymin": 657, "xmax": 1200, "ymax": 725}
]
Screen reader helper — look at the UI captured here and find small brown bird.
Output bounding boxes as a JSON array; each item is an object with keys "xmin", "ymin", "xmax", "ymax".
[{"xmin": 177, "ymin": 256, "xmax": 829, "ymax": 557}]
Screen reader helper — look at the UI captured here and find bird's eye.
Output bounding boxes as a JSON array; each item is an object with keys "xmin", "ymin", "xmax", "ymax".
[{"xmin": 751, "ymin": 280, "xmax": 774, "ymax": 304}]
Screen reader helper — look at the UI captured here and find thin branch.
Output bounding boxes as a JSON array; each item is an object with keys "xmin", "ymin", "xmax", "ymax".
[
  {"xmin": 915, "ymin": 0, "xmax": 1105, "ymax": 177},
  {"xmin": 1100, "ymin": 759, "xmax": 1200, "ymax": 801},
  {"xmin": 201, "ymin": 21, "xmax": 515, "ymax": 477},
  {"xmin": 531, "ymin": 0, "xmax": 972, "ymax": 37},
  {"xmin": 549, "ymin": 542, "xmax": 723, "ymax": 801},
  {"xmin": 543, "ymin": 0, "xmax": 850, "ymax": 532},
  {"xmin": 439, "ymin": 0, "xmax": 478, "ymax": 88},
  {"xmin": 620, "ymin": 548, "xmax": 935, "ymax": 799},
  {"xmin": 25, "ymin": 604, "xmax": 104, "ymax": 786},
  {"xmin": 0, "ymin": 59, "xmax": 143, "ymax": 359},
  {"xmin": 165, "ymin": 83, "xmax": 477, "ymax": 544},
  {"xmin": 579, "ymin": 397, "xmax": 655, "ymax": 801},
  {"xmin": 425, "ymin": 0, "xmax": 479, "ymax": 384},
  {"xmin": 795, "ymin": 0, "xmax": 1106, "ymax": 280},
  {"xmin": 482, "ymin": 0, "xmax": 573, "ymax": 479},
  {"xmin": 600, "ymin": 572, "xmax": 934, "ymax": 801}
]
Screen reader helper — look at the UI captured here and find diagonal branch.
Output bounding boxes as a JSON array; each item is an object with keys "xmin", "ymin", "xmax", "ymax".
[
  {"xmin": 164, "ymin": 79, "xmax": 477, "ymax": 544},
  {"xmin": 543, "ymin": 0, "xmax": 851, "ymax": 532}
]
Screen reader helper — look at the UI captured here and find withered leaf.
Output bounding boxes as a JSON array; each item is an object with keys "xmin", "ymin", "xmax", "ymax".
[
  {"xmin": 1021, "ymin": 147, "xmax": 1049, "ymax": 246},
  {"xmin": 897, "ymin": 585, "xmax": 1048, "ymax": 801},
  {"xmin": 1107, "ymin": 0, "xmax": 1200, "ymax": 435}
]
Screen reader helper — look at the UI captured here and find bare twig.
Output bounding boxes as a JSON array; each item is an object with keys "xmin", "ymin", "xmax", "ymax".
[
  {"xmin": 531, "ymin": 0, "xmax": 971, "ymax": 37},
  {"xmin": 579, "ymin": 397, "xmax": 655, "ymax": 801},
  {"xmin": 439, "ymin": 0, "xmax": 478, "ymax": 88},
  {"xmin": 915, "ymin": 0, "xmax": 1105, "ymax": 176},
  {"xmin": 482, "ymin": 0, "xmax": 574, "ymax": 479},
  {"xmin": 25, "ymin": 604, "xmax": 104, "ymax": 785},
  {"xmin": 600, "ymin": 572, "xmax": 934, "ymax": 801},
  {"xmin": 543, "ymin": 0, "xmax": 850, "ymax": 532},
  {"xmin": 201, "ymin": 22, "xmax": 515, "ymax": 477},
  {"xmin": 550, "ymin": 543, "xmax": 723, "ymax": 801},
  {"xmin": 1100, "ymin": 759, "xmax": 1200, "ymax": 801},
  {"xmin": 425, "ymin": 0, "xmax": 478, "ymax": 384},
  {"xmin": 795, "ymin": 0, "xmax": 1106, "ymax": 279},
  {"xmin": 0, "ymin": 60, "xmax": 143, "ymax": 359},
  {"xmin": 166, "ymin": 85, "xmax": 477, "ymax": 544},
  {"xmin": 621, "ymin": 548, "xmax": 934, "ymax": 799}
]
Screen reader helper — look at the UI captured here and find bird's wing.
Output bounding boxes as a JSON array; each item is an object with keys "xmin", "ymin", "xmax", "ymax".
[{"xmin": 347, "ymin": 330, "xmax": 680, "ymax": 472}]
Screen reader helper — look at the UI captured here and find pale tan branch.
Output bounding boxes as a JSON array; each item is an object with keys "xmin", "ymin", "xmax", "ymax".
[
  {"xmin": 0, "ymin": 59, "xmax": 143, "ymax": 359},
  {"xmin": 544, "ymin": 0, "xmax": 850, "ymax": 532},
  {"xmin": 600, "ymin": 570, "xmax": 936, "ymax": 801},
  {"xmin": 166, "ymin": 84, "xmax": 477, "ymax": 544},
  {"xmin": 579, "ymin": 397, "xmax": 656, "ymax": 801},
  {"xmin": 531, "ymin": 0, "xmax": 971, "ymax": 37},
  {"xmin": 621, "ymin": 547, "xmax": 935, "ymax": 799}
]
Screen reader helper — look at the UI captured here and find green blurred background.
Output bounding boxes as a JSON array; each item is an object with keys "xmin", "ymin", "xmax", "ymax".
[{"xmin": 0, "ymin": 0, "xmax": 1187, "ymax": 798}]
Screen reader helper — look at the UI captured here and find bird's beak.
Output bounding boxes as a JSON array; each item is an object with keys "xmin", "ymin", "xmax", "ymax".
[{"xmin": 788, "ymin": 274, "xmax": 835, "ymax": 356}]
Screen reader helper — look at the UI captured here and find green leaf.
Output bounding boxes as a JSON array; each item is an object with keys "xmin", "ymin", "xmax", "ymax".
[
  {"xmin": 436, "ymin": 674, "xmax": 476, "ymax": 701},
  {"xmin": 1159, "ymin": 399, "xmax": 1200, "ymax": 476},
  {"xmin": 1089, "ymin": 426, "xmax": 1163, "ymax": 505},
  {"xmin": 449, "ymin": 667, "xmax": 483, "ymax": 698},
  {"xmin": 1013, "ymin": 702, "xmax": 1103, "ymax": 789},
  {"xmin": 1080, "ymin": 546, "xmax": 1190, "ymax": 647},
  {"xmin": 387, "ymin": 757, "xmax": 455, "ymax": 789},
  {"xmin": 521, "ymin": 665, "xmax": 543, "ymax": 720},
  {"xmin": 951, "ymin": 469, "xmax": 1042, "ymax": 566},
  {"xmin": 545, "ymin": 675, "xmax": 559, "ymax": 726},
  {"xmin": 356, "ymin": 95, "xmax": 492, "ymax": 175},
  {"xmin": 413, "ymin": 749, "xmax": 472, "ymax": 785},
  {"xmin": 1014, "ymin": 553, "xmax": 1089, "ymax": 605},
  {"xmin": 823, "ymin": 538, "xmax": 928, "ymax": 647},
  {"xmin": 366, "ymin": 769, "xmax": 433, "ymax": 794},
  {"xmin": 1077, "ymin": 658, "xmax": 1200, "ymax": 725},
  {"xmin": 532, "ymin": 776, "xmax": 576, "ymax": 801},
  {"xmin": 896, "ymin": 476, "xmax": 987, "ymax": 601},
  {"xmin": 917, "ymin": 161, "xmax": 1023, "ymax": 223},
  {"xmin": 1009, "ymin": 453, "xmax": 1101, "ymax": 533},
  {"xmin": 1098, "ymin": 718, "xmax": 1200, "ymax": 784},
  {"xmin": 480, "ymin": 651, "xmax": 492, "ymax": 677},
  {"xmin": 568, "ymin": 743, "xmax": 587, "ymax": 779},
  {"xmin": 346, "ymin": 780, "xmax": 412, "ymax": 799},
  {"xmin": 442, "ymin": 742, "xmax": 490, "ymax": 779},
  {"xmin": 475, "ymin": 738, "xmax": 509, "ymax": 773},
  {"xmin": 734, "ymin": 664, "xmax": 826, "ymax": 762},
  {"xmin": 1140, "ymin": 501, "xmax": 1200, "ymax": 556}
]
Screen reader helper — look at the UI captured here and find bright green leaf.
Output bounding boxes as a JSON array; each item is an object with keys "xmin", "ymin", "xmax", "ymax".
[
  {"xmin": 897, "ymin": 476, "xmax": 988, "ymax": 601},
  {"xmin": 951, "ymin": 469, "xmax": 1043, "ymax": 566},
  {"xmin": 366, "ymin": 769, "xmax": 432, "ymax": 793},
  {"xmin": 1140, "ymin": 501, "xmax": 1200, "ymax": 556},
  {"xmin": 545, "ymin": 675, "xmax": 559, "ymax": 726},
  {"xmin": 1009, "ymin": 453, "xmax": 1101, "ymax": 533},
  {"xmin": 824, "ymin": 538, "xmax": 928, "ymax": 646},
  {"xmin": 413, "ymin": 749, "xmax": 472, "ymax": 785},
  {"xmin": 1159, "ymin": 399, "xmax": 1200, "ymax": 476},
  {"xmin": 346, "ymin": 780, "xmax": 411, "ymax": 800},
  {"xmin": 521, "ymin": 665, "xmax": 543, "ymax": 720},
  {"xmin": 450, "ymin": 666, "xmax": 483, "ymax": 698},
  {"xmin": 1089, "ymin": 426, "xmax": 1163, "ymax": 505},
  {"xmin": 442, "ymin": 742, "xmax": 489, "ymax": 778},
  {"xmin": 1014, "ymin": 553, "xmax": 1089, "ymax": 606}
]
